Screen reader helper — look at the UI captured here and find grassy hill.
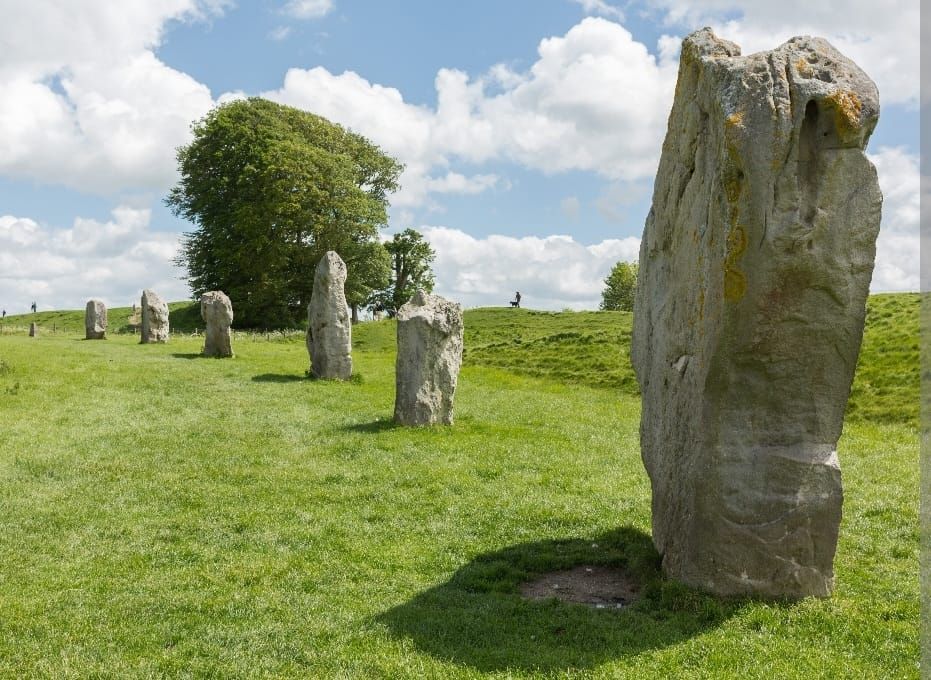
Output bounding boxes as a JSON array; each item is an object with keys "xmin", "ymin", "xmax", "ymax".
[{"xmin": 3, "ymin": 292, "xmax": 918, "ymax": 426}]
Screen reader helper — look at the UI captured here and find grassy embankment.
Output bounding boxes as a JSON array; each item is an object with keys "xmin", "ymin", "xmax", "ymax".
[{"xmin": 0, "ymin": 293, "xmax": 918, "ymax": 677}]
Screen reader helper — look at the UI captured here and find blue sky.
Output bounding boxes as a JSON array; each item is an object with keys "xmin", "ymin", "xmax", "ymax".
[{"xmin": 0, "ymin": 0, "xmax": 920, "ymax": 312}]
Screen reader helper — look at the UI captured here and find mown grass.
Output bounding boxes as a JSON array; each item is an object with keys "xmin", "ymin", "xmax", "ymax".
[{"xmin": 0, "ymin": 303, "xmax": 919, "ymax": 677}]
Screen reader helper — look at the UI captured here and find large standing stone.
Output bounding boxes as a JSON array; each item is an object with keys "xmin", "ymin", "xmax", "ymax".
[
  {"xmin": 201, "ymin": 291, "xmax": 234, "ymax": 357},
  {"xmin": 394, "ymin": 290, "xmax": 463, "ymax": 426},
  {"xmin": 28, "ymin": 322, "xmax": 37, "ymax": 337},
  {"xmin": 85, "ymin": 299, "xmax": 107, "ymax": 340},
  {"xmin": 631, "ymin": 29, "xmax": 882, "ymax": 598},
  {"xmin": 140, "ymin": 289, "xmax": 170, "ymax": 344},
  {"xmin": 307, "ymin": 251, "xmax": 352, "ymax": 379}
]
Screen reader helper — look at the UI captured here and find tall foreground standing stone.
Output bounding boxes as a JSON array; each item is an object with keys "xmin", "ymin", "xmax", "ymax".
[
  {"xmin": 631, "ymin": 29, "xmax": 882, "ymax": 598},
  {"xmin": 85, "ymin": 299, "xmax": 107, "ymax": 339},
  {"xmin": 140, "ymin": 289, "xmax": 170, "ymax": 344},
  {"xmin": 307, "ymin": 251, "xmax": 351, "ymax": 379},
  {"xmin": 394, "ymin": 291, "xmax": 463, "ymax": 426},
  {"xmin": 201, "ymin": 291, "xmax": 234, "ymax": 357}
]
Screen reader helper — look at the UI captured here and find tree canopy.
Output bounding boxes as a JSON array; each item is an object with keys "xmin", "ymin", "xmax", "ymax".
[
  {"xmin": 600, "ymin": 260, "xmax": 638, "ymax": 312},
  {"xmin": 167, "ymin": 97, "xmax": 403, "ymax": 328},
  {"xmin": 372, "ymin": 229, "xmax": 436, "ymax": 314}
]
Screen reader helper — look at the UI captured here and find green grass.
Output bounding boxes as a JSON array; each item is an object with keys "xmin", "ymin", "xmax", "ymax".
[{"xmin": 0, "ymin": 300, "xmax": 918, "ymax": 678}]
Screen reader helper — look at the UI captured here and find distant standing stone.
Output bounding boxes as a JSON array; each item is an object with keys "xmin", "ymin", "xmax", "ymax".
[
  {"xmin": 28, "ymin": 322, "xmax": 37, "ymax": 337},
  {"xmin": 394, "ymin": 290, "xmax": 463, "ymax": 426},
  {"xmin": 307, "ymin": 251, "xmax": 352, "ymax": 379},
  {"xmin": 140, "ymin": 289, "xmax": 169, "ymax": 344},
  {"xmin": 631, "ymin": 29, "xmax": 882, "ymax": 598},
  {"xmin": 201, "ymin": 291, "xmax": 234, "ymax": 357},
  {"xmin": 85, "ymin": 299, "xmax": 107, "ymax": 340}
]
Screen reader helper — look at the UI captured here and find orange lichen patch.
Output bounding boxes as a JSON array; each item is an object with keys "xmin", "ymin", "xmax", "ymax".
[
  {"xmin": 795, "ymin": 57, "xmax": 813, "ymax": 78},
  {"xmin": 725, "ymin": 111, "xmax": 745, "ymax": 129},
  {"xmin": 826, "ymin": 89, "xmax": 862, "ymax": 141}
]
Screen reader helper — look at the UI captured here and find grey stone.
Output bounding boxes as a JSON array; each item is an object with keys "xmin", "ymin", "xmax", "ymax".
[
  {"xmin": 631, "ymin": 29, "xmax": 882, "ymax": 598},
  {"xmin": 201, "ymin": 291, "xmax": 233, "ymax": 357},
  {"xmin": 85, "ymin": 299, "xmax": 107, "ymax": 340},
  {"xmin": 28, "ymin": 322, "xmax": 37, "ymax": 337},
  {"xmin": 307, "ymin": 251, "xmax": 352, "ymax": 379},
  {"xmin": 394, "ymin": 290, "xmax": 463, "ymax": 426},
  {"xmin": 140, "ymin": 289, "xmax": 169, "ymax": 344}
]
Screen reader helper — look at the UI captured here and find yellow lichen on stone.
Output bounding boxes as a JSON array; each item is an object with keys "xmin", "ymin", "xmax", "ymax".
[
  {"xmin": 795, "ymin": 57, "xmax": 813, "ymax": 78},
  {"xmin": 826, "ymin": 90, "xmax": 862, "ymax": 141},
  {"xmin": 726, "ymin": 111, "xmax": 745, "ymax": 129},
  {"xmin": 723, "ymin": 225, "xmax": 748, "ymax": 303}
]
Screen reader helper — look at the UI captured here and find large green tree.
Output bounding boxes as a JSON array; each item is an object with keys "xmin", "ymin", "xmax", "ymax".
[
  {"xmin": 167, "ymin": 97, "xmax": 403, "ymax": 328},
  {"xmin": 600, "ymin": 260, "xmax": 638, "ymax": 312},
  {"xmin": 372, "ymin": 229, "xmax": 436, "ymax": 314}
]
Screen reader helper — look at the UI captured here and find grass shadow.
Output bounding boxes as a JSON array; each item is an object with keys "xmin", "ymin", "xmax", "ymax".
[
  {"xmin": 170, "ymin": 353, "xmax": 203, "ymax": 360},
  {"xmin": 337, "ymin": 418, "xmax": 400, "ymax": 434},
  {"xmin": 252, "ymin": 373, "xmax": 307, "ymax": 383},
  {"xmin": 377, "ymin": 527, "xmax": 747, "ymax": 673}
]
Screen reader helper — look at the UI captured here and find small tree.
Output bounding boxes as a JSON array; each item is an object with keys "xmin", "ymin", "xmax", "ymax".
[
  {"xmin": 600, "ymin": 260, "xmax": 638, "ymax": 311},
  {"xmin": 372, "ymin": 229, "xmax": 436, "ymax": 314}
]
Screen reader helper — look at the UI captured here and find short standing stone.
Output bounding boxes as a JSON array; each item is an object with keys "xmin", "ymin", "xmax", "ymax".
[
  {"xmin": 307, "ymin": 251, "xmax": 352, "ymax": 379},
  {"xmin": 394, "ymin": 290, "xmax": 463, "ymax": 426},
  {"xmin": 28, "ymin": 322, "xmax": 37, "ymax": 337},
  {"xmin": 631, "ymin": 29, "xmax": 882, "ymax": 598},
  {"xmin": 140, "ymin": 289, "xmax": 169, "ymax": 344},
  {"xmin": 85, "ymin": 299, "xmax": 107, "ymax": 340},
  {"xmin": 201, "ymin": 291, "xmax": 234, "ymax": 357}
]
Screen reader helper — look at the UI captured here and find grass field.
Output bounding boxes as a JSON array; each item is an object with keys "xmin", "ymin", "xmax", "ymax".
[{"xmin": 0, "ymin": 295, "xmax": 919, "ymax": 678}]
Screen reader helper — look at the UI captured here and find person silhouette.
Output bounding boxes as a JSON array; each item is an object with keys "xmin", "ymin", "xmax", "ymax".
[
  {"xmin": 1, "ymin": 310, "xmax": 5, "ymax": 318},
  {"xmin": 515, "ymin": 291, "xmax": 521, "ymax": 307},
  {"xmin": 31, "ymin": 301, "xmax": 36, "ymax": 313}
]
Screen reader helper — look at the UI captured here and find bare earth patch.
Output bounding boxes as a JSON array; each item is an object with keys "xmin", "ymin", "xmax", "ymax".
[{"xmin": 520, "ymin": 565, "xmax": 640, "ymax": 609}]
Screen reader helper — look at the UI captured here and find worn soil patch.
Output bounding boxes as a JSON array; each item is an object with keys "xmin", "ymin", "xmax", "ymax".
[{"xmin": 519, "ymin": 565, "xmax": 641, "ymax": 609}]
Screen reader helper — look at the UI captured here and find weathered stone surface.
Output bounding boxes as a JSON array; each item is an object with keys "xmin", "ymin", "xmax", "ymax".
[
  {"xmin": 140, "ymin": 289, "xmax": 170, "ymax": 344},
  {"xmin": 394, "ymin": 290, "xmax": 463, "ymax": 426},
  {"xmin": 201, "ymin": 291, "xmax": 234, "ymax": 357},
  {"xmin": 85, "ymin": 299, "xmax": 107, "ymax": 340},
  {"xmin": 631, "ymin": 29, "xmax": 882, "ymax": 598},
  {"xmin": 28, "ymin": 322, "xmax": 37, "ymax": 337},
  {"xmin": 307, "ymin": 251, "xmax": 352, "ymax": 379}
]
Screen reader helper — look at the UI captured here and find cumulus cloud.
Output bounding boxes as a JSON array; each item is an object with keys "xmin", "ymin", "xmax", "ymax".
[
  {"xmin": 868, "ymin": 147, "xmax": 919, "ymax": 292},
  {"xmin": 0, "ymin": 1, "xmax": 219, "ymax": 195},
  {"xmin": 423, "ymin": 226, "xmax": 641, "ymax": 310},
  {"xmin": 283, "ymin": 0, "xmax": 333, "ymax": 19},
  {"xmin": 0, "ymin": 208, "xmax": 187, "ymax": 314},
  {"xmin": 645, "ymin": 0, "xmax": 919, "ymax": 106}
]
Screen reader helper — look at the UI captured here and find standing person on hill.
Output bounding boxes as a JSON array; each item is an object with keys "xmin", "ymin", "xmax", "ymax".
[
  {"xmin": 31, "ymin": 301, "xmax": 36, "ymax": 313},
  {"xmin": 515, "ymin": 291, "xmax": 522, "ymax": 308}
]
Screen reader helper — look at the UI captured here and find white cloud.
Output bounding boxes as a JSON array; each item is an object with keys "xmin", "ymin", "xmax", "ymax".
[
  {"xmin": 868, "ymin": 147, "xmax": 919, "ymax": 292},
  {"xmin": 645, "ymin": 0, "xmax": 919, "ymax": 106},
  {"xmin": 0, "ymin": 207, "xmax": 187, "ymax": 314},
  {"xmin": 423, "ymin": 226, "xmax": 641, "ymax": 310},
  {"xmin": 283, "ymin": 0, "xmax": 333, "ymax": 19},
  {"xmin": 0, "ymin": 1, "xmax": 219, "ymax": 195},
  {"xmin": 268, "ymin": 25, "xmax": 293, "ymax": 41},
  {"xmin": 571, "ymin": 0, "xmax": 624, "ymax": 20}
]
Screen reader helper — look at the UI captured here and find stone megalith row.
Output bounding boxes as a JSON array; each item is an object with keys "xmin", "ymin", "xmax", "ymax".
[
  {"xmin": 307, "ymin": 251, "xmax": 353, "ymax": 380},
  {"xmin": 201, "ymin": 291, "xmax": 234, "ymax": 357},
  {"xmin": 394, "ymin": 290, "xmax": 463, "ymax": 426},
  {"xmin": 631, "ymin": 29, "xmax": 882, "ymax": 598},
  {"xmin": 85, "ymin": 299, "xmax": 107, "ymax": 340},
  {"xmin": 140, "ymin": 289, "xmax": 170, "ymax": 344}
]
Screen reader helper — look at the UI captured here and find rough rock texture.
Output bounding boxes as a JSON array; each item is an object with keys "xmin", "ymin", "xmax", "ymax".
[
  {"xmin": 85, "ymin": 299, "xmax": 107, "ymax": 340},
  {"xmin": 28, "ymin": 323, "xmax": 37, "ymax": 337},
  {"xmin": 307, "ymin": 252, "xmax": 352, "ymax": 379},
  {"xmin": 201, "ymin": 291, "xmax": 234, "ymax": 357},
  {"xmin": 394, "ymin": 291, "xmax": 463, "ymax": 426},
  {"xmin": 631, "ymin": 29, "xmax": 882, "ymax": 598},
  {"xmin": 140, "ymin": 289, "xmax": 170, "ymax": 344}
]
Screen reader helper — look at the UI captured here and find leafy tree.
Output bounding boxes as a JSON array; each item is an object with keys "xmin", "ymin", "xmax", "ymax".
[
  {"xmin": 344, "ymin": 239, "xmax": 390, "ymax": 324},
  {"xmin": 372, "ymin": 229, "xmax": 436, "ymax": 314},
  {"xmin": 167, "ymin": 97, "xmax": 403, "ymax": 328},
  {"xmin": 600, "ymin": 260, "xmax": 639, "ymax": 312}
]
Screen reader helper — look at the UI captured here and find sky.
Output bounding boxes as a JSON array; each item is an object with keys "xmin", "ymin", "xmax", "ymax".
[{"xmin": 0, "ymin": 0, "xmax": 920, "ymax": 313}]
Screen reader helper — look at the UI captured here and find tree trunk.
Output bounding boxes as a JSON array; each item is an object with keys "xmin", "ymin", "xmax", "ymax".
[{"xmin": 351, "ymin": 304, "xmax": 359, "ymax": 325}]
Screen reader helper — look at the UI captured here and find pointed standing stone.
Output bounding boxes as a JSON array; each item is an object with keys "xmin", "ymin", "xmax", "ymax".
[
  {"xmin": 85, "ymin": 299, "xmax": 107, "ymax": 340},
  {"xmin": 631, "ymin": 29, "xmax": 882, "ymax": 598},
  {"xmin": 307, "ymin": 252, "xmax": 352, "ymax": 379},
  {"xmin": 140, "ymin": 289, "xmax": 170, "ymax": 344},
  {"xmin": 201, "ymin": 291, "xmax": 234, "ymax": 357},
  {"xmin": 394, "ymin": 291, "xmax": 463, "ymax": 426}
]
